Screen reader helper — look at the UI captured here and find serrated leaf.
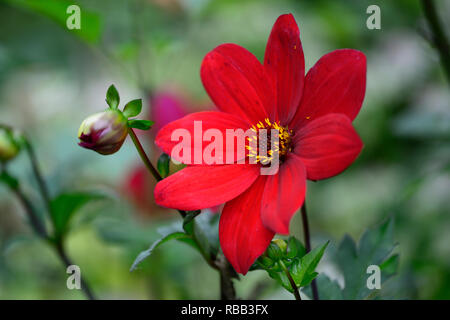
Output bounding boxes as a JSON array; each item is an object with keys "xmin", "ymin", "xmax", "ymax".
[
  {"xmin": 290, "ymin": 241, "xmax": 329, "ymax": 287},
  {"xmin": 157, "ymin": 153, "xmax": 170, "ymax": 178},
  {"xmin": 128, "ymin": 119, "xmax": 154, "ymax": 130},
  {"xmin": 336, "ymin": 218, "xmax": 398, "ymax": 299},
  {"xmin": 304, "ymin": 273, "xmax": 344, "ymax": 300},
  {"xmin": 50, "ymin": 192, "xmax": 104, "ymax": 239},
  {"xmin": 130, "ymin": 232, "xmax": 191, "ymax": 271},
  {"xmin": 123, "ymin": 99, "xmax": 142, "ymax": 118},
  {"xmin": 106, "ymin": 85, "xmax": 120, "ymax": 109}
]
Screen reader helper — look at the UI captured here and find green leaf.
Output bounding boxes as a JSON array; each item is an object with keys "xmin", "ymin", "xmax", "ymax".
[
  {"xmin": 182, "ymin": 210, "xmax": 201, "ymax": 234},
  {"xmin": 336, "ymin": 218, "xmax": 398, "ymax": 300},
  {"xmin": 286, "ymin": 236, "xmax": 306, "ymax": 259},
  {"xmin": 130, "ymin": 232, "xmax": 191, "ymax": 271},
  {"xmin": 192, "ymin": 210, "xmax": 220, "ymax": 259},
  {"xmin": 304, "ymin": 274, "xmax": 344, "ymax": 300},
  {"xmin": 128, "ymin": 119, "xmax": 154, "ymax": 130},
  {"xmin": 123, "ymin": 99, "xmax": 142, "ymax": 118},
  {"xmin": 0, "ymin": 171, "xmax": 19, "ymax": 189},
  {"xmin": 50, "ymin": 192, "xmax": 103, "ymax": 239},
  {"xmin": 106, "ymin": 85, "xmax": 120, "ymax": 109},
  {"xmin": 3, "ymin": 0, "xmax": 102, "ymax": 44},
  {"xmin": 157, "ymin": 153, "xmax": 170, "ymax": 178},
  {"xmin": 291, "ymin": 241, "xmax": 329, "ymax": 287}
]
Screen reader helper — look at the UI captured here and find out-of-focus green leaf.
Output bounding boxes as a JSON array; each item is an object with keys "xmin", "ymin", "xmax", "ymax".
[
  {"xmin": 130, "ymin": 231, "xmax": 191, "ymax": 271},
  {"xmin": 192, "ymin": 210, "xmax": 220, "ymax": 259},
  {"xmin": 2, "ymin": 0, "xmax": 101, "ymax": 43},
  {"xmin": 123, "ymin": 99, "xmax": 142, "ymax": 118},
  {"xmin": 50, "ymin": 192, "xmax": 103, "ymax": 239},
  {"xmin": 0, "ymin": 171, "xmax": 19, "ymax": 189},
  {"xmin": 304, "ymin": 274, "xmax": 344, "ymax": 300},
  {"xmin": 336, "ymin": 218, "xmax": 398, "ymax": 300},
  {"xmin": 106, "ymin": 84, "xmax": 120, "ymax": 110}
]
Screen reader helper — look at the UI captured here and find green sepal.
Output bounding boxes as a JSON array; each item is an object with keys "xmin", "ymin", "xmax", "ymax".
[
  {"xmin": 128, "ymin": 119, "xmax": 154, "ymax": 130},
  {"xmin": 106, "ymin": 85, "xmax": 120, "ymax": 109},
  {"xmin": 123, "ymin": 99, "xmax": 142, "ymax": 118}
]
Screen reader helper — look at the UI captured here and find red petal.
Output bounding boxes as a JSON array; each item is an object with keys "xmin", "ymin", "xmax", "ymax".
[
  {"xmin": 155, "ymin": 111, "xmax": 250, "ymax": 164},
  {"xmin": 290, "ymin": 49, "xmax": 366, "ymax": 129},
  {"xmin": 264, "ymin": 13, "xmax": 305, "ymax": 124},
  {"xmin": 261, "ymin": 154, "xmax": 306, "ymax": 234},
  {"xmin": 201, "ymin": 44, "xmax": 275, "ymax": 123},
  {"xmin": 219, "ymin": 176, "xmax": 275, "ymax": 274},
  {"xmin": 154, "ymin": 164, "xmax": 260, "ymax": 211},
  {"xmin": 293, "ymin": 113, "xmax": 363, "ymax": 181}
]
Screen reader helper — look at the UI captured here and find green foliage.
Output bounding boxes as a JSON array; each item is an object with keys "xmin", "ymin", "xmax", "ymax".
[
  {"xmin": 157, "ymin": 153, "xmax": 170, "ymax": 178},
  {"xmin": 128, "ymin": 119, "xmax": 154, "ymax": 130},
  {"xmin": 256, "ymin": 237, "xmax": 328, "ymax": 293},
  {"xmin": 3, "ymin": 0, "xmax": 102, "ymax": 43},
  {"xmin": 105, "ymin": 85, "xmax": 120, "ymax": 110},
  {"xmin": 291, "ymin": 241, "xmax": 329, "ymax": 288},
  {"xmin": 130, "ymin": 231, "xmax": 191, "ymax": 272},
  {"xmin": 50, "ymin": 192, "xmax": 104, "ymax": 240},
  {"xmin": 131, "ymin": 210, "xmax": 219, "ymax": 272},
  {"xmin": 304, "ymin": 218, "xmax": 399, "ymax": 300},
  {"xmin": 337, "ymin": 218, "xmax": 397, "ymax": 299},
  {"xmin": 123, "ymin": 99, "xmax": 142, "ymax": 118},
  {"xmin": 0, "ymin": 170, "xmax": 19, "ymax": 189}
]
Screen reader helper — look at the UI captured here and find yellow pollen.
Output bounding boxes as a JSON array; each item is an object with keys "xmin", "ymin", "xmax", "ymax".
[{"xmin": 246, "ymin": 118, "xmax": 293, "ymax": 165}]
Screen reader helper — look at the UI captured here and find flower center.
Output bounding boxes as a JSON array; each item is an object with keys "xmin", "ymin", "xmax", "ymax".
[{"xmin": 246, "ymin": 118, "xmax": 293, "ymax": 165}]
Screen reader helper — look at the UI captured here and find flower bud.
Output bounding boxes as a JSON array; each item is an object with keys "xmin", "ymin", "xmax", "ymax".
[
  {"xmin": 266, "ymin": 239, "xmax": 287, "ymax": 261},
  {"xmin": 0, "ymin": 127, "xmax": 20, "ymax": 163},
  {"xmin": 78, "ymin": 110, "xmax": 128, "ymax": 155}
]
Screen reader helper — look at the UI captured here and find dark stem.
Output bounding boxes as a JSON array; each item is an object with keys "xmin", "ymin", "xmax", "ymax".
[
  {"xmin": 217, "ymin": 254, "xmax": 237, "ymax": 300},
  {"xmin": 279, "ymin": 260, "xmax": 301, "ymax": 300},
  {"xmin": 1, "ymin": 168, "xmax": 96, "ymax": 300},
  {"xmin": 8, "ymin": 180, "xmax": 48, "ymax": 239},
  {"xmin": 301, "ymin": 203, "xmax": 319, "ymax": 300},
  {"xmin": 54, "ymin": 241, "xmax": 96, "ymax": 300},
  {"xmin": 127, "ymin": 127, "xmax": 237, "ymax": 299},
  {"xmin": 23, "ymin": 138, "xmax": 52, "ymax": 217},
  {"xmin": 421, "ymin": 0, "xmax": 450, "ymax": 83}
]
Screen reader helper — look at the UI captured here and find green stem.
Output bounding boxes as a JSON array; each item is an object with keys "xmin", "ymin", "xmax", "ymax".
[
  {"xmin": 279, "ymin": 260, "xmax": 301, "ymax": 300},
  {"xmin": 1, "ymin": 169, "xmax": 96, "ymax": 300},
  {"xmin": 127, "ymin": 127, "xmax": 163, "ymax": 182},
  {"xmin": 421, "ymin": 0, "xmax": 450, "ymax": 83},
  {"xmin": 301, "ymin": 202, "xmax": 319, "ymax": 300}
]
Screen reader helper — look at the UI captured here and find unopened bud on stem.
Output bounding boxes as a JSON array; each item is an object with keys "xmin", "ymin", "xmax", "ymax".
[{"xmin": 78, "ymin": 110, "xmax": 128, "ymax": 155}]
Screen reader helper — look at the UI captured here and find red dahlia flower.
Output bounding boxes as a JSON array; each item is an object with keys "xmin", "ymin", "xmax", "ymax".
[{"xmin": 154, "ymin": 14, "xmax": 366, "ymax": 274}]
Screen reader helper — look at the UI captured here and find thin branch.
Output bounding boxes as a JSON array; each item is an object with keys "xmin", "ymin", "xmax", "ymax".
[{"xmin": 23, "ymin": 137, "xmax": 52, "ymax": 218}]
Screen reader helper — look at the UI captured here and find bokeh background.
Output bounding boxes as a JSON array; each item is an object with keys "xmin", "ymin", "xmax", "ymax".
[{"xmin": 0, "ymin": 0, "xmax": 449, "ymax": 299}]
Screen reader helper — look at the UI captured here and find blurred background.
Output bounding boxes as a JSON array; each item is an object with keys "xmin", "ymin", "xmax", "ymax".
[{"xmin": 0, "ymin": 0, "xmax": 449, "ymax": 299}]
